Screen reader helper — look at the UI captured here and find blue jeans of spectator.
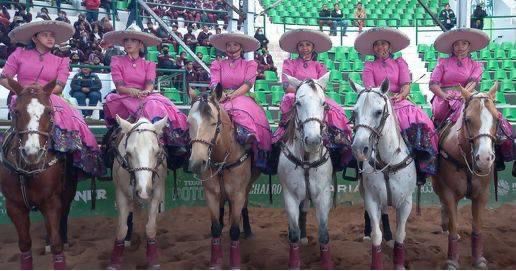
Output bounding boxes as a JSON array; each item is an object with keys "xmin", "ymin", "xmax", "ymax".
[
  {"xmin": 56, "ymin": 0, "xmax": 61, "ymax": 12},
  {"xmin": 86, "ymin": 9, "xmax": 99, "ymax": 23},
  {"xmin": 331, "ymin": 19, "xmax": 349, "ymax": 35},
  {"xmin": 126, "ymin": 7, "xmax": 144, "ymax": 29},
  {"xmin": 72, "ymin": 90, "xmax": 101, "ymax": 117}
]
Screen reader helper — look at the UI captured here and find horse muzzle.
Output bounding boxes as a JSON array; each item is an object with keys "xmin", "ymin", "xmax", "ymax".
[
  {"xmin": 19, "ymin": 148, "xmax": 46, "ymax": 165},
  {"xmin": 188, "ymin": 158, "xmax": 208, "ymax": 174},
  {"xmin": 304, "ymin": 135, "xmax": 322, "ymax": 152},
  {"xmin": 351, "ymin": 141, "xmax": 372, "ymax": 162},
  {"xmin": 474, "ymin": 150, "xmax": 495, "ymax": 172}
]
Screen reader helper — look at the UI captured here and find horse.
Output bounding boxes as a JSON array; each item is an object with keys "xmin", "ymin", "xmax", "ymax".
[
  {"xmin": 107, "ymin": 116, "xmax": 168, "ymax": 270},
  {"xmin": 432, "ymin": 82, "xmax": 500, "ymax": 270},
  {"xmin": 278, "ymin": 73, "xmax": 335, "ymax": 269},
  {"xmin": 0, "ymin": 79, "xmax": 78, "ymax": 269},
  {"xmin": 187, "ymin": 87, "xmax": 260, "ymax": 269},
  {"xmin": 349, "ymin": 79, "xmax": 417, "ymax": 270}
]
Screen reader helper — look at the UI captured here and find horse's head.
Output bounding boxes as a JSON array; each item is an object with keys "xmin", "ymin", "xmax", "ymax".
[
  {"xmin": 349, "ymin": 79, "xmax": 391, "ymax": 161},
  {"xmin": 284, "ymin": 72, "xmax": 329, "ymax": 153},
  {"xmin": 459, "ymin": 82, "xmax": 499, "ymax": 172},
  {"xmin": 187, "ymin": 86, "xmax": 223, "ymax": 174},
  {"xmin": 9, "ymin": 78, "xmax": 55, "ymax": 165},
  {"xmin": 116, "ymin": 116, "xmax": 167, "ymax": 200}
]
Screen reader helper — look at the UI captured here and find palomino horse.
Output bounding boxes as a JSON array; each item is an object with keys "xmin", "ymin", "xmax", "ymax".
[
  {"xmin": 187, "ymin": 87, "xmax": 260, "ymax": 269},
  {"xmin": 108, "ymin": 116, "xmax": 168, "ymax": 269},
  {"xmin": 433, "ymin": 82, "xmax": 499, "ymax": 270},
  {"xmin": 350, "ymin": 79, "xmax": 416, "ymax": 270},
  {"xmin": 278, "ymin": 73, "xmax": 334, "ymax": 269},
  {"xmin": 0, "ymin": 79, "xmax": 78, "ymax": 269}
]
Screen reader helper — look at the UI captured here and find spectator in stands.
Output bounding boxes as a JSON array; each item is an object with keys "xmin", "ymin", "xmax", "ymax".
[
  {"xmin": 91, "ymin": 23, "xmax": 103, "ymax": 43},
  {"xmin": 90, "ymin": 53, "xmax": 108, "ymax": 72},
  {"xmin": 254, "ymin": 27, "xmax": 268, "ymax": 49},
  {"xmin": 169, "ymin": 24, "xmax": 182, "ymax": 52},
  {"xmin": 471, "ymin": 4, "xmax": 487, "ymax": 30},
  {"xmin": 184, "ymin": 60, "xmax": 199, "ymax": 86},
  {"xmin": 439, "ymin": 3, "xmax": 456, "ymax": 30},
  {"xmin": 318, "ymin": 4, "xmax": 332, "ymax": 33},
  {"xmin": 176, "ymin": 51, "xmax": 188, "ymax": 69},
  {"xmin": 101, "ymin": 0, "xmax": 120, "ymax": 21},
  {"xmin": 84, "ymin": 0, "xmax": 101, "ymax": 23},
  {"xmin": 214, "ymin": 0, "xmax": 228, "ymax": 29},
  {"xmin": 74, "ymin": 14, "xmax": 92, "ymax": 35},
  {"xmin": 126, "ymin": 0, "xmax": 144, "ymax": 30},
  {"xmin": 9, "ymin": 16, "xmax": 25, "ymax": 32},
  {"xmin": 331, "ymin": 3, "xmax": 348, "ymax": 36},
  {"xmin": 197, "ymin": 25, "xmax": 212, "ymax": 47},
  {"xmin": 70, "ymin": 41, "xmax": 86, "ymax": 62},
  {"xmin": 70, "ymin": 62, "xmax": 103, "ymax": 117},
  {"xmin": 100, "ymin": 16, "xmax": 114, "ymax": 32},
  {"xmin": 158, "ymin": 44, "xmax": 179, "ymax": 70},
  {"xmin": 36, "ymin": 7, "xmax": 51, "ymax": 20},
  {"xmin": 14, "ymin": 7, "xmax": 32, "ymax": 23},
  {"xmin": 102, "ymin": 42, "xmax": 124, "ymax": 66},
  {"xmin": 70, "ymin": 51, "xmax": 82, "ymax": 64},
  {"xmin": 255, "ymin": 47, "xmax": 276, "ymax": 80},
  {"xmin": 354, "ymin": 2, "xmax": 366, "ymax": 33},
  {"xmin": 56, "ymin": 10, "xmax": 71, "ymax": 24},
  {"xmin": 145, "ymin": 20, "xmax": 158, "ymax": 35},
  {"xmin": 183, "ymin": 26, "xmax": 198, "ymax": 50},
  {"xmin": 0, "ymin": 5, "xmax": 10, "ymax": 21}
]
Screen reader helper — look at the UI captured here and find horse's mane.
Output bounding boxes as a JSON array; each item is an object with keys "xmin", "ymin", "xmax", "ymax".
[{"xmin": 282, "ymin": 79, "xmax": 318, "ymax": 144}]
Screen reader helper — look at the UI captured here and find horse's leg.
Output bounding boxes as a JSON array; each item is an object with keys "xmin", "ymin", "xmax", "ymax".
[
  {"xmin": 205, "ymin": 187, "xmax": 223, "ymax": 269},
  {"xmin": 441, "ymin": 191, "xmax": 460, "ymax": 270},
  {"xmin": 241, "ymin": 197, "xmax": 253, "ymax": 239},
  {"xmin": 381, "ymin": 211, "xmax": 393, "ymax": 246},
  {"xmin": 313, "ymin": 186, "xmax": 334, "ymax": 269},
  {"xmin": 6, "ymin": 201, "xmax": 33, "ymax": 270},
  {"xmin": 392, "ymin": 201, "xmax": 412, "ymax": 270},
  {"xmin": 124, "ymin": 212, "xmax": 133, "ymax": 246},
  {"xmin": 365, "ymin": 194, "xmax": 383, "ymax": 270},
  {"xmin": 299, "ymin": 200, "xmax": 309, "ymax": 245},
  {"xmin": 471, "ymin": 191, "xmax": 489, "ymax": 269},
  {"xmin": 109, "ymin": 189, "xmax": 130, "ymax": 270},
  {"xmin": 228, "ymin": 191, "xmax": 246, "ymax": 269},
  {"xmin": 284, "ymin": 189, "xmax": 302, "ymax": 269},
  {"xmin": 440, "ymin": 204, "xmax": 449, "ymax": 233},
  {"xmin": 145, "ymin": 195, "xmax": 162, "ymax": 269},
  {"xmin": 59, "ymin": 168, "xmax": 78, "ymax": 248},
  {"xmin": 40, "ymin": 195, "xmax": 66, "ymax": 269}
]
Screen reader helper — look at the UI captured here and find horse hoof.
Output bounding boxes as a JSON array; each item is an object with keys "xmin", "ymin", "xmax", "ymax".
[
  {"xmin": 209, "ymin": 265, "xmax": 222, "ymax": 270},
  {"xmin": 300, "ymin": 237, "xmax": 308, "ymax": 245},
  {"xmin": 44, "ymin": 245, "xmax": 51, "ymax": 254},
  {"xmin": 473, "ymin": 257, "xmax": 488, "ymax": 270},
  {"xmin": 124, "ymin": 241, "xmax": 131, "ymax": 247},
  {"xmin": 242, "ymin": 232, "xmax": 255, "ymax": 240},
  {"xmin": 442, "ymin": 231, "xmax": 461, "ymax": 240},
  {"xmin": 363, "ymin": 236, "xmax": 371, "ymax": 242},
  {"xmin": 107, "ymin": 264, "xmax": 121, "ymax": 270},
  {"xmin": 148, "ymin": 264, "xmax": 161, "ymax": 270},
  {"xmin": 386, "ymin": 240, "xmax": 395, "ymax": 248},
  {"xmin": 445, "ymin": 260, "xmax": 459, "ymax": 270}
]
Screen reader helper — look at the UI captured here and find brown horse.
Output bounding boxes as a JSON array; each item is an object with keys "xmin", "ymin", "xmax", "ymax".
[
  {"xmin": 432, "ymin": 82, "xmax": 500, "ymax": 270},
  {"xmin": 0, "ymin": 79, "xmax": 77, "ymax": 269},
  {"xmin": 187, "ymin": 87, "xmax": 260, "ymax": 269}
]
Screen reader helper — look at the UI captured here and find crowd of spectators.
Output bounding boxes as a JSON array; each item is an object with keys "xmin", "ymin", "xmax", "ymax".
[{"xmin": 318, "ymin": 2, "xmax": 364, "ymax": 36}]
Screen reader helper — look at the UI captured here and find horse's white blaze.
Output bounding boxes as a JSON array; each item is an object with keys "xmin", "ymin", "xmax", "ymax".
[
  {"xmin": 476, "ymin": 99, "xmax": 495, "ymax": 168},
  {"xmin": 24, "ymin": 98, "xmax": 45, "ymax": 155},
  {"xmin": 191, "ymin": 110, "xmax": 203, "ymax": 135}
]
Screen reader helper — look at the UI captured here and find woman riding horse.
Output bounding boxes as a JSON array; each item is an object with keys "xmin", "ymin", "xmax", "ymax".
[
  {"xmin": 101, "ymin": 24, "xmax": 189, "ymax": 167},
  {"xmin": 429, "ymin": 28, "xmax": 514, "ymax": 169}
]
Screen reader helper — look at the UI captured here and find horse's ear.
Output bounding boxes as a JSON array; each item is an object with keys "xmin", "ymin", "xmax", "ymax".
[
  {"xmin": 487, "ymin": 81, "xmax": 499, "ymax": 100},
  {"xmin": 459, "ymin": 85, "xmax": 473, "ymax": 100},
  {"xmin": 188, "ymin": 87, "xmax": 198, "ymax": 105},
  {"xmin": 211, "ymin": 83, "xmax": 223, "ymax": 102},
  {"xmin": 42, "ymin": 80, "xmax": 57, "ymax": 95},
  {"xmin": 380, "ymin": 79, "xmax": 389, "ymax": 94},
  {"xmin": 116, "ymin": 115, "xmax": 133, "ymax": 134},
  {"xmin": 317, "ymin": 72, "xmax": 330, "ymax": 90},
  {"xmin": 7, "ymin": 78, "xmax": 23, "ymax": 95},
  {"xmin": 284, "ymin": 73, "xmax": 302, "ymax": 89},
  {"xmin": 153, "ymin": 117, "xmax": 168, "ymax": 136},
  {"xmin": 348, "ymin": 79, "xmax": 361, "ymax": 93}
]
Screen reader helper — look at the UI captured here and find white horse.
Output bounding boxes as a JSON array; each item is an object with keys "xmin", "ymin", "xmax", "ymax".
[
  {"xmin": 278, "ymin": 73, "xmax": 334, "ymax": 269},
  {"xmin": 108, "ymin": 116, "xmax": 168, "ymax": 270},
  {"xmin": 349, "ymin": 79, "xmax": 416, "ymax": 270}
]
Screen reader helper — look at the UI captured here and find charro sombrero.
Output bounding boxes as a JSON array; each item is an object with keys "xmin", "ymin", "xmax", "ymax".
[
  {"xmin": 8, "ymin": 18, "xmax": 74, "ymax": 44},
  {"xmin": 209, "ymin": 32, "xmax": 260, "ymax": 53},
  {"xmin": 279, "ymin": 29, "xmax": 332, "ymax": 53},
  {"xmin": 434, "ymin": 28, "xmax": 489, "ymax": 54},
  {"xmin": 354, "ymin": 27, "xmax": 410, "ymax": 56},
  {"xmin": 102, "ymin": 23, "xmax": 161, "ymax": 47}
]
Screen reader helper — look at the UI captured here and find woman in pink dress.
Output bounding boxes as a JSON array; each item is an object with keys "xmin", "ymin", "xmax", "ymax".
[
  {"xmin": 0, "ymin": 19, "xmax": 104, "ymax": 177},
  {"xmin": 208, "ymin": 32, "xmax": 272, "ymax": 172},
  {"xmin": 274, "ymin": 29, "xmax": 353, "ymax": 171},
  {"xmin": 430, "ymin": 28, "xmax": 514, "ymax": 168},
  {"xmin": 101, "ymin": 24, "xmax": 189, "ymax": 168}
]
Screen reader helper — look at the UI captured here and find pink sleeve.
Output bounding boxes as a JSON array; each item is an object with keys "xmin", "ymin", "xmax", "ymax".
[
  {"xmin": 56, "ymin": 57, "xmax": 70, "ymax": 86},
  {"xmin": 362, "ymin": 61, "xmax": 375, "ymax": 88},
  {"xmin": 316, "ymin": 61, "xmax": 328, "ymax": 79},
  {"xmin": 110, "ymin": 56, "xmax": 124, "ymax": 85},
  {"xmin": 469, "ymin": 60, "xmax": 483, "ymax": 83},
  {"xmin": 429, "ymin": 58, "xmax": 446, "ymax": 86},
  {"xmin": 209, "ymin": 60, "xmax": 221, "ymax": 89},
  {"xmin": 1, "ymin": 47, "xmax": 22, "ymax": 78},
  {"xmin": 396, "ymin": 57, "xmax": 411, "ymax": 85},
  {"xmin": 145, "ymin": 61, "xmax": 156, "ymax": 84},
  {"xmin": 244, "ymin": 60, "xmax": 258, "ymax": 85},
  {"xmin": 281, "ymin": 59, "xmax": 294, "ymax": 83}
]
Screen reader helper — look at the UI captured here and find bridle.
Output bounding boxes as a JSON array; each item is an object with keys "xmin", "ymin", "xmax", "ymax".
[{"xmin": 353, "ymin": 88, "xmax": 390, "ymax": 148}]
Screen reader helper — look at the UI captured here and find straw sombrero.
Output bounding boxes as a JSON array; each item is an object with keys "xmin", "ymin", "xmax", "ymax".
[
  {"xmin": 354, "ymin": 27, "xmax": 410, "ymax": 56},
  {"xmin": 434, "ymin": 28, "xmax": 489, "ymax": 54},
  {"xmin": 8, "ymin": 18, "xmax": 74, "ymax": 44},
  {"xmin": 279, "ymin": 29, "xmax": 332, "ymax": 53},
  {"xmin": 102, "ymin": 24, "xmax": 161, "ymax": 47},
  {"xmin": 209, "ymin": 32, "xmax": 260, "ymax": 53}
]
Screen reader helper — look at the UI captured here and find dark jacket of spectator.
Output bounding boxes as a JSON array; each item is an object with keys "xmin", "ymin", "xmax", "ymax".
[
  {"xmin": 319, "ymin": 6, "xmax": 331, "ymax": 20},
  {"xmin": 71, "ymin": 70, "xmax": 102, "ymax": 93},
  {"xmin": 471, "ymin": 5, "xmax": 487, "ymax": 30},
  {"xmin": 197, "ymin": 28, "xmax": 212, "ymax": 47},
  {"xmin": 55, "ymin": 11, "xmax": 71, "ymax": 23},
  {"xmin": 254, "ymin": 28, "xmax": 268, "ymax": 49},
  {"xmin": 103, "ymin": 46, "xmax": 124, "ymax": 66},
  {"xmin": 439, "ymin": 5, "xmax": 456, "ymax": 30}
]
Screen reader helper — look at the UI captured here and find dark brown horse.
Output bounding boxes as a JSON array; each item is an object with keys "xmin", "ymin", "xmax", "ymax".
[
  {"xmin": 187, "ymin": 88, "xmax": 260, "ymax": 269},
  {"xmin": 432, "ymin": 82, "xmax": 500, "ymax": 269},
  {"xmin": 0, "ymin": 79, "xmax": 77, "ymax": 269}
]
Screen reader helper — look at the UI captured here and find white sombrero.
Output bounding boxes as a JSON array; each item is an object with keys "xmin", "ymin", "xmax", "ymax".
[
  {"xmin": 354, "ymin": 27, "xmax": 410, "ymax": 56},
  {"xmin": 102, "ymin": 24, "xmax": 161, "ymax": 47},
  {"xmin": 279, "ymin": 29, "xmax": 332, "ymax": 53},
  {"xmin": 8, "ymin": 18, "xmax": 74, "ymax": 44},
  {"xmin": 209, "ymin": 32, "xmax": 260, "ymax": 53},
  {"xmin": 434, "ymin": 28, "xmax": 489, "ymax": 54}
]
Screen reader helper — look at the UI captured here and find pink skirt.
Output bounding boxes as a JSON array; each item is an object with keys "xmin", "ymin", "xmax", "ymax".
[
  {"xmin": 103, "ymin": 93, "xmax": 189, "ymax": 146},
  {"xmin": 11, "ymin": 94, "xmax": 104, "ymax": 176}
]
